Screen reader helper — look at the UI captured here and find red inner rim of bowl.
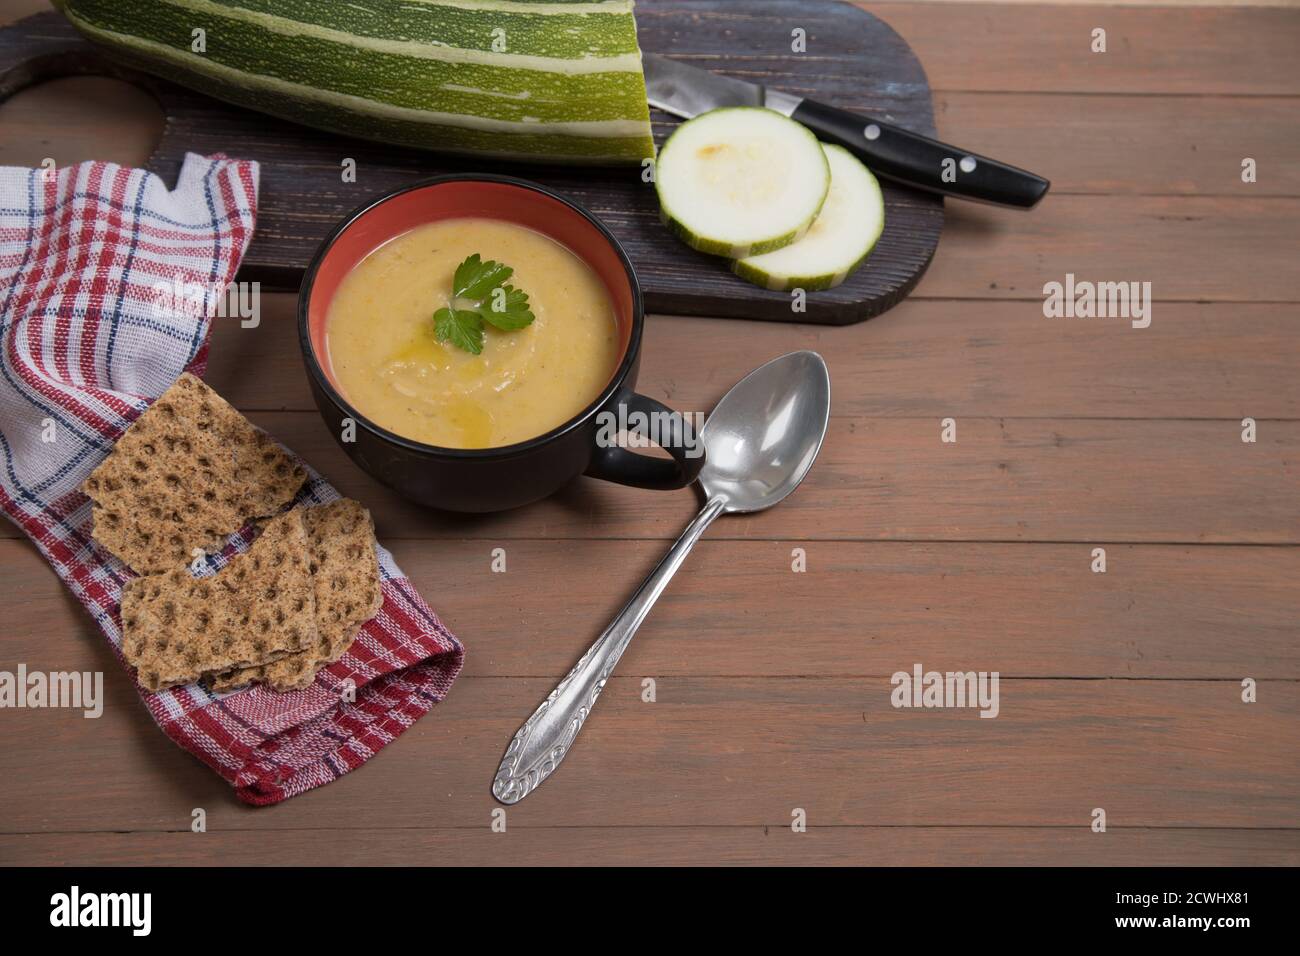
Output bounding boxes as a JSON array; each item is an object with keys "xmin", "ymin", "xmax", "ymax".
[{"xmin": 306, "ymin": 181, "xmax": 636, "ymax": 395}]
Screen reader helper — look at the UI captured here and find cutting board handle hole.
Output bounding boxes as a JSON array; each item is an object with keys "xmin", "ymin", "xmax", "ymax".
[{"xmin": 0, "ymin": 51, "xmax": 164, "ymax": 169}]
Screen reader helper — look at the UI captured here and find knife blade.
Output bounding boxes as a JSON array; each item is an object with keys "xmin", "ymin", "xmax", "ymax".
[{"xmin": 643, "ymin": 53, "xmax": 1049, "ymax": 209}]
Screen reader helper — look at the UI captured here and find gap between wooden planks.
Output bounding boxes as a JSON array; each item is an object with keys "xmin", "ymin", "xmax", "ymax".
[
  {"xmin": 556, "ymin": 194, "xmax": 1298, "ymax": 302},
  {"xmin": 11, "ymin": 90, "xmax": 1296, "ymax": 197},
  {"xmin": 862, "ymin": 2, "xmax": 1300, "ymax": 95},
  {"xmin": 0, "ymin": 412, "xmax": 1289, "ymax": 543},
  {"xmin": 2, "ymin": 411, "xmax": 1291, "ymax": 543},
  {"xmin": 932, "ymin": 93, "xmax": 1300, "ymax": 197},
  {"xmin": 196, "ymin": 298, "xmax": 1299, "ymax": 418},
  {"xmin": 4, "ymin": 827, "xmax": 1297, "ymax": 866},
  {"xmin": 1, "ymin": 676, "xmax": 1294, "ymax": 832},
  {"xmin": 6, "ymin": 538, "xmax": 1296, "ymax": 679}
]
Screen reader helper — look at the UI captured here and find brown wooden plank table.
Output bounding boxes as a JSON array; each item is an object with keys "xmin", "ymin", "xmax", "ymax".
[{"xmin": 0, "ymin": 0, "xmax": 1297, "ymax": 866}]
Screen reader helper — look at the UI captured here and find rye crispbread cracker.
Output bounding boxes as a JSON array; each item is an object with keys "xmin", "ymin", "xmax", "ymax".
[
  {"xmin": 209, "ymin": 500, "xmax": 383, "ymax": 693},
  {"xmin": 120, "ymin": 509, "xmax": 318, "ymax": 692},
  {"xmin": 84, "ymin": 373, "xmax": 306, "ymax": 574}
]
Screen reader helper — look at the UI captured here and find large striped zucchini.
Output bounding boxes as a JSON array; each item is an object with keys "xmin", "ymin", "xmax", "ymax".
[{"xmin": 53, "ymin": 0, "xmax": 655, "ymax": 164}]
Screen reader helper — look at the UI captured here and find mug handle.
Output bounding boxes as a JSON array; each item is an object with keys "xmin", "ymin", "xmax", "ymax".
[{"xmin": 585, "ymin": 391, "xmax": 705, "ymax": 491}]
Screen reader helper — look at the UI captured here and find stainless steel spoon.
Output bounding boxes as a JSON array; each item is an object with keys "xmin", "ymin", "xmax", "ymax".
[{"xmin": 492, "ymin": 350, "xmax": 832, "ymax": 804}]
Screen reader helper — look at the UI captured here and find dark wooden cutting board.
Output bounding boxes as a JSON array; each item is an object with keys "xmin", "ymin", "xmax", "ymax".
[{"xmin": 0, "ymin": 2, "xmax": 943, "ymax": 325}]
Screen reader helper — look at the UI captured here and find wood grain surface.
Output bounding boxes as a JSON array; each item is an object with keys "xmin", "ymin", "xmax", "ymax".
[{"xmin": 0, "ymin": 0, "xmax": 1297, "ymax": 866}]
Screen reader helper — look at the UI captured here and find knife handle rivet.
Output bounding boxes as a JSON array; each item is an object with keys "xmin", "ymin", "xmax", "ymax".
[
  {"xmin": 863, "ymin": 124, "xmax": 881, "ymax": 141},
  {"xmin": 960, "ymin": 156, "xmax": 978, "ymax": 174}
]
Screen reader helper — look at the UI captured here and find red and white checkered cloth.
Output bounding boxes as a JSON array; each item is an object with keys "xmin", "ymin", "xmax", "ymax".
[{"xmin": 0, "ymin": 154, "xmax": 464, "ymax": 805}]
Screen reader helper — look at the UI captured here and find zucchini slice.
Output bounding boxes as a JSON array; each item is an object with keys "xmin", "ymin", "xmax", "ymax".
[
  {"xmin": 655, "ymin": 107, "xmax": 831, "ymax": 258},
  {"xmin": 732, "ymin": 144, "xmax": 885, "ymax": 292}
]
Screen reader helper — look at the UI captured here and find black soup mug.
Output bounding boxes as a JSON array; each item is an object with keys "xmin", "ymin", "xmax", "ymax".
[{"xmin": 298, "ymin": 175, "xmax": 703, "ymax": 513}]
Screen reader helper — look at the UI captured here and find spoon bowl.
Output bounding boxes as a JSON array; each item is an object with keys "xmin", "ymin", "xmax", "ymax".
[{"xmin": 700, "ymin": 350, "xmax": 832, "ymax": 513}]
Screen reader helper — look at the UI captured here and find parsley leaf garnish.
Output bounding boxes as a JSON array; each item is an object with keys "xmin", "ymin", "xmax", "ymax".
[
  {"xmin": 434, "ymin": 307, "xmax": 484, "ymax": 355},
  {"xmin": 435, "ymin": 254, "xmax": 537, "ymax": 353},
  {"xmin": 480, "ymin": 284, "xmax": 535, "ymax": 331},
  {"xmin": 453, "ymin": 254, "xmax": 514, "ymax": 301}
]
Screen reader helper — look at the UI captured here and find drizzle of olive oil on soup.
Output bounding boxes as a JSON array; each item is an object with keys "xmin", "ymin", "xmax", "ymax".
[{"xmin": 327, "ymin": 219, "xmax": 620, "ymax": 449}]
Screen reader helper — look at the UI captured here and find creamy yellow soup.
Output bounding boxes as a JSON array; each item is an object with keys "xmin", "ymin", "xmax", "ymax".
[{"xmin": 327, "ymin": 218, "xmax": 620, "ymax": 449}]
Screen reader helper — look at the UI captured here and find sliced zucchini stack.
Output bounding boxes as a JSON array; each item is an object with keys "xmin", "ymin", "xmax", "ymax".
[
  {"xmin": 732, "ymin": 144, "xmax": 885, "ymax": 291},
  {"xmin": 655, "ymin": 108, "xmax": 830, "ymax": 258},
  {"xmin": 655, "ymin": 108, "xmax": 886, "ymax": 291}
]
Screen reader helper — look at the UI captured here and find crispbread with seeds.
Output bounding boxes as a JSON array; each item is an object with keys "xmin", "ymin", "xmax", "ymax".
[
  {"xmin": 209, "ymin": 500, "xmax": 383, "ymax": 693},
  {"xmin": 121, "ymin": 509, "xmax": 318, "ymax": 693},
  {"xmin": 84, "ymin": 373, "xmax": 306, "ymax": 574}
]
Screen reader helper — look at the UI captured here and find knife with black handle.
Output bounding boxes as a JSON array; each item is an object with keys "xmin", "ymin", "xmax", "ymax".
[
  {"xmin": 644, "ymin": 53, "xmax": 1050, "ymax": 209},
  {"xmin": 782, "ymin": 97, "xmax": 1048, "ymax": 208}
]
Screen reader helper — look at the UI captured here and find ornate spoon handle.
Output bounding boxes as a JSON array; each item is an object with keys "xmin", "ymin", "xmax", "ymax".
[{"xmin": 492, "ymin": 496, "xmax": 726, "ymax": 804}]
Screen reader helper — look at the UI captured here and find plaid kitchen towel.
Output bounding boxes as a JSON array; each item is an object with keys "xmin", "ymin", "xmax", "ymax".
[{"xmin": 0, "ymin": 154, "xmax": 464, "ymax": 805}]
